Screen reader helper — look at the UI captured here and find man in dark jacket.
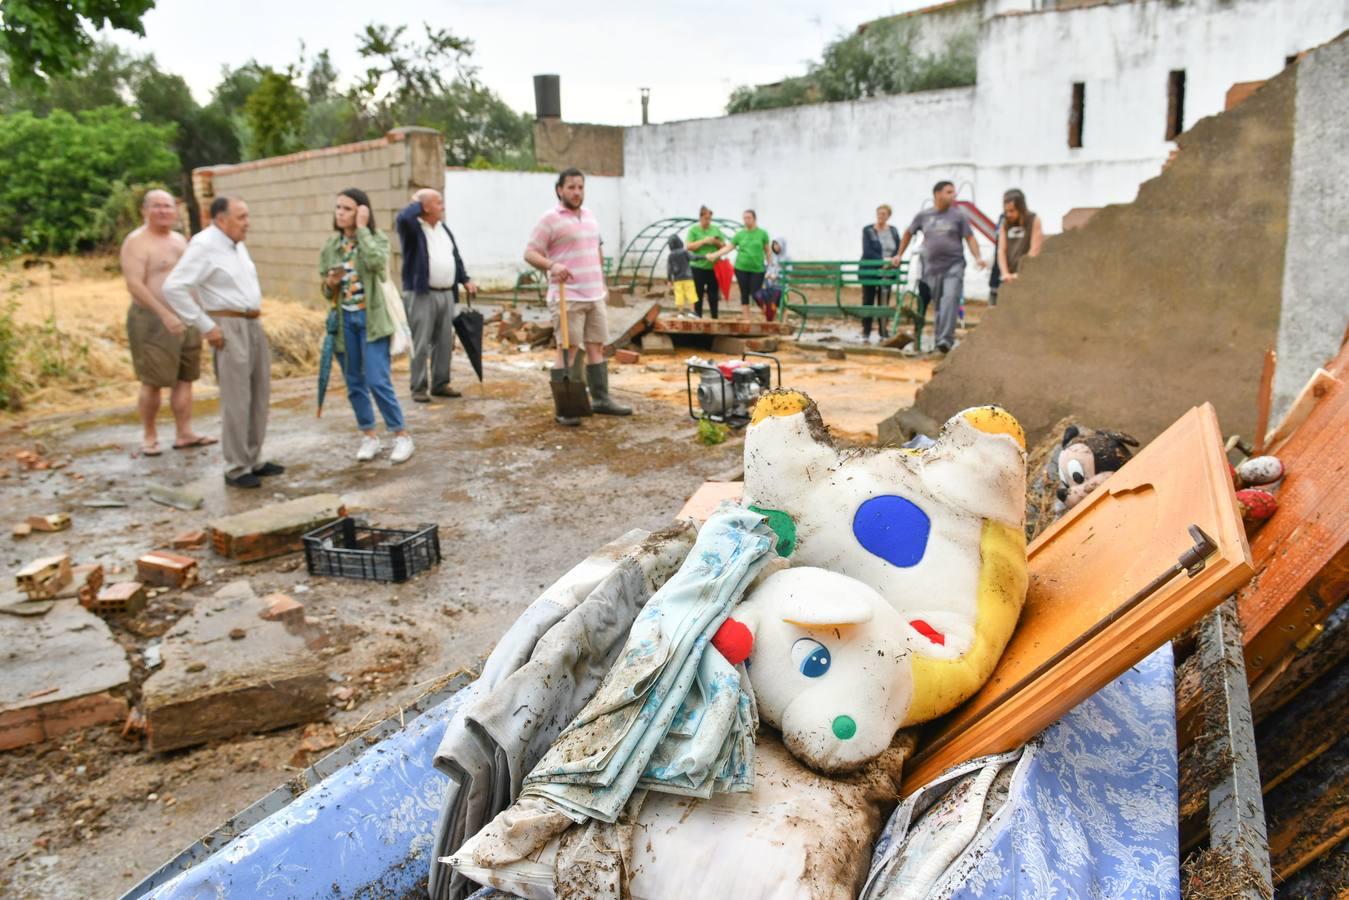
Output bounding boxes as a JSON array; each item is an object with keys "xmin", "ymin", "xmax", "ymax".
[{"xmin": 395, "ymin": 189, "xmax": 477, "ymax": 402}]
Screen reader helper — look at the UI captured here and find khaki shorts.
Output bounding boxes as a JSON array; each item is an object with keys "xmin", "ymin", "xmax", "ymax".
[
  {"xmin": 551, "ymin": 300, "xmax": 609, "ymax": 347},
  {"xmin": 127, "ymin": 302, "xmax": 202, "ymax": 388}
]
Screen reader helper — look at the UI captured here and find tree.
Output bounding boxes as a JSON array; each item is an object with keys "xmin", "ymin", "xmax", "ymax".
[
  {"xmin": 0, "ymin": 41, "xmax": 140, "ymax": 115},
  {"xmin": 725, "ymin": 19, "xmax": 976, "ymax": 114},
  {"xmin": 348, "ymin": 22, "xmax": 474, "ymax": 136},
  {"xmin": 243, "ymin": 66, "xmax": 307, "ymax": 159},
  {"xmin": 0, "ymin": 106, "xmax": 178, "ymax": 251},
  {"xmin": 0, "ymin": 0, "xmax": 155, "ymax": 85}
]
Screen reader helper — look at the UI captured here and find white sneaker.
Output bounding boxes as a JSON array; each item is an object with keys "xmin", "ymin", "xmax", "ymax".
[
  {"xmin": 390, "ymin": 435, "xmax": 415, "ymax": 464},
  {"xmin": 356, "ymin": 435, "xmax": 381, "ymax": 461}
]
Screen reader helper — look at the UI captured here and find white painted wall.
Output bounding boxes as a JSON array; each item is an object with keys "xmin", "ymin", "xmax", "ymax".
[
  {"xmin": 440, "ymin": 169, "xmax": 622, "ymax": 290},
  {"xmin": 443, "ymin": 0, "xmax": 1346, "ymax": 299}
]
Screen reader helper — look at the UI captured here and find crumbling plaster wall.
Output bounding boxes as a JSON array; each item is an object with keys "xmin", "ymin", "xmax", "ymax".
[
  {"xmin": 1273, "ymin": 32, "xmax": 1349, "ymax": 421},
  {"xmin": 907, "ymin": 63, "xmax": 1300, "ymax": 446}
]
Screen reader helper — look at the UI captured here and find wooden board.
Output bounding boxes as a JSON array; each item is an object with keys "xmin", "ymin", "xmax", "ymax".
[
  {"xmin": 1236, "ymin": 342, "xmax": 1349, "ymax": 678},
  {"xmin": 208, "ymin": 494, "xmax": 346, "ymax": 562},
  {"xmin": 902, "ymin": 403, "xmax": 1252, "ymax": 795},
  {"xmin": 676, "ymin": 481, "xmax": 744, "ymax": 524},
  {"xmin": 1264, "ymin": 732, "xmax": 1349, "ymax": 881}
]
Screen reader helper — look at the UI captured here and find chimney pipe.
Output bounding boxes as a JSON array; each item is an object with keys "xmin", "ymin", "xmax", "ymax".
[
  {"xmin": 534, "ymin": 74, "xmax": 561, "ymax": 120},
  {"xmin": 640, "ymin": 88, "xmax": 650, "ymax": 125}
]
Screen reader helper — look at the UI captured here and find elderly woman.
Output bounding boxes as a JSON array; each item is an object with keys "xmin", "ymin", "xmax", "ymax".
[
  {"xmin": 320, "ymin": 187, "xmax": 414, "ymax": 464},
  {"xmin": 685, "ymin": 205, "xmax": 727, "ymax": 319},
  {"xmin": 860, "ymin": 204, "xmax": 901, "ymax": 341}
]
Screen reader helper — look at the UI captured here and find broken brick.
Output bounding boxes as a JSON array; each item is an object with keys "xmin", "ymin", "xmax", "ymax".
[
  {"xmin": 259, "ymin": 593, "xmax": 305, "ymax": 627},
  {"xmin": 26, "ymin": 514, "xmax": 70, "ymax": 533},
  {"xmin": 16, "ymin": 555, "xmax": 72, "ymax": 600},
  {"xmin": 614, "ymin": 349, "xmax": 641, "ymax": 365},
  {"xmin": 136, "ymin": 552, "xmax": 199, "ymax": 589},
  {"xmin": 11, "ymin": 522, "xmax": 32, "ymax": 539},
  {"xmin": 92, "ymin": 582, "xmax": 147, "ymax": 617},
  {"xmin": 169, "ymin": 529, "xmax": 207, "ymax": 550}
]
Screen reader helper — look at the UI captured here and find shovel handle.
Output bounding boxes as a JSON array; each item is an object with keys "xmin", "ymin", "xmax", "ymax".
[{"xmin": 557, "ymin": 281, "xmax": 571, "ymax": 356}]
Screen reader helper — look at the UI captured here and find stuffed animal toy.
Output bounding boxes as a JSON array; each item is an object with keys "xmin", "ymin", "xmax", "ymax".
[
  {"xmin": 1056, "ymin": 425, "xmax": 1140, "ymax": 510},
  {"xmin": 714, "ymin": 390, "xmax": 1029, "ymax": 773}
]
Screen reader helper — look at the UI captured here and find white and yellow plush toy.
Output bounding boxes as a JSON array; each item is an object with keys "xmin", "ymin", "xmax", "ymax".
[{"xmin": 713, "ymin": 390, "xmax": 1029, "ymax": 773}]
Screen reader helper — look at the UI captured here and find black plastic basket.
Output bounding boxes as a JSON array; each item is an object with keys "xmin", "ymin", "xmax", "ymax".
[{"xmin": 302, "ymin": 517, "xmax": 441, "ymax": 583}]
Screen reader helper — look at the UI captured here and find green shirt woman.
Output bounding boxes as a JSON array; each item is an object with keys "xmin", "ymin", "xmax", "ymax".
[{"xmin": 685, "ymin": 205, "xmax": 726, "ymax": 319}]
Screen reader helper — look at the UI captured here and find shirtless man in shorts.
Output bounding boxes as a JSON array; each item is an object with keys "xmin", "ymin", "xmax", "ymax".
[{"xmin": 121, "ymin": 190, "xmax": 216, "ymax": 455}]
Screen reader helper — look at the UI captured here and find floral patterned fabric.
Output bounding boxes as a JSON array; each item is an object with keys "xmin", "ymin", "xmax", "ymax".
[
  {"xmin": 865, "ymin": 644, "xmax": 1180, "ymax": 899},
  {"xmin": 140, "ymin": 638, "xmax": 1178, "ymax": 900}
]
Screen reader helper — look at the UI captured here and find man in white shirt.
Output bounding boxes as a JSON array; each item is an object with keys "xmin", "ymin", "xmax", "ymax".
[
  {"xmin": 162, "ymin": 196, "xmax": 283, "ymax": 489},
  {"xmin": 394, "ymin": 189, "xmax": 477, "ymax": 403}
]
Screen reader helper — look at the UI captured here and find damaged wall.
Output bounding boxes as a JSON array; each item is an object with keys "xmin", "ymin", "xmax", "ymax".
[
  {"xmin": 193, "ymin": 128, "xmax": 444, "ymax": 301},
  {"xmin": 907, "ymin": 55, "xmax": 1300, "ymax": 445},
  {"xmin": 1272, "ymin": 33, "xmax": 1349, "ymax": 421}
]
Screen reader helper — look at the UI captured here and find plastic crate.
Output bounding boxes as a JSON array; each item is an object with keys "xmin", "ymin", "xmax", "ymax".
[{"xmin": 302, "ymin": 517, "xmax": 441, "ymax": 583}]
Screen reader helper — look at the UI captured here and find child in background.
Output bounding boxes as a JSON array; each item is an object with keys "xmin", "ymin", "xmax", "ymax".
[{"xmin": 666, "ymin": 235, "xmax": 697, "ymax": 318}]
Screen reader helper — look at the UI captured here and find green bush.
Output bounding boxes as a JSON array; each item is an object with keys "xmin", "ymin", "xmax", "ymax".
[
  {"xmin": 0, "ymin": 106, "xmax": 179, "ymax": 252},
  {"xmin": 0, "ymin": 301, "xmax": 18, "ymax": 409}
]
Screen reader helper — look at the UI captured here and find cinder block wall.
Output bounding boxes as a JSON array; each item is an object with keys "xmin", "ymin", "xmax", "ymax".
[
  {"xmin": 192, "ymin": 128, "xmax": 445, "ymax": 301},
  {"xmin": 533, "ymin": 119, "xmax": 624, "ymax": 176}
]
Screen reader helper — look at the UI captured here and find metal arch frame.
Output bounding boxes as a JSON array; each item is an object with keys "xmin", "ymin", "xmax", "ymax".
[{"xmin": 615, "ymin": 217, "xmax": 741, "ymax": 293}]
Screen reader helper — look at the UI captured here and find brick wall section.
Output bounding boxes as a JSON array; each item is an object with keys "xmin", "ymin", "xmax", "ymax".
[
  {"xmin": 192, "ymin": 128, "xmax": 445, "ymax": 301},
  {"xmin": 533, "ymin": 119, "xmax": 624, "ymax": 176}
]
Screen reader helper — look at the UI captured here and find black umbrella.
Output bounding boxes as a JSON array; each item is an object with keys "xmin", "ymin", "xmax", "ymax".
[{"xmin": 454, "ymin": 303, "xmax": 484, "ymax": 382}]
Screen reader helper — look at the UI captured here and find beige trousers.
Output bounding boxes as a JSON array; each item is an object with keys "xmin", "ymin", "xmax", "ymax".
[{"xmin": 212, "ymin": 317, "xmax": 271, "ymax": 478}]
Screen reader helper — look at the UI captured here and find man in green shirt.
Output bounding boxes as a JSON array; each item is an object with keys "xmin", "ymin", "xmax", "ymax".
[
  {"xmin": 710, "ymin": 209, "xmax": 771, "ymax": 320},
  {"xmin": 686, "ymin": 205, "xmax": 726, "ymax": 319}
]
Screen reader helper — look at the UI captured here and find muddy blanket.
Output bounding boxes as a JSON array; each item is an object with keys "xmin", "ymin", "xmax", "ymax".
[{"xmin": 429, "ymin": 525, "xmax": 696, "ymax": 900}]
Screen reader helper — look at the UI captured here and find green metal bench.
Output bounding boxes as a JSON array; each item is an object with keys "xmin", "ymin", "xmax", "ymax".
[{"xmin": 780, "ymin": 260, "xmax": 927, "ymax": 347}]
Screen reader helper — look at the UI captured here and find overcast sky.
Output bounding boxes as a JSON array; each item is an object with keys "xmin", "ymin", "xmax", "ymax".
[{"xmin": 106, "ymin": 0, "xmax": 929, "ymax": 125}]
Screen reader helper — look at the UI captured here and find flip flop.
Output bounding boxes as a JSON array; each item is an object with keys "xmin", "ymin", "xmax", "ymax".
[
  {"xmin": 173, "ymin": 435, "xmax": 219, "ymax": 450},
  {"xmin": 142, "ymin": 443, "xmax": 163, "ymax": 457}
]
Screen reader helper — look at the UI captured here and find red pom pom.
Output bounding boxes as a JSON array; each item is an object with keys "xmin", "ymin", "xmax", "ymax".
[
  {"xmin": 712, "ymin": 618, "xmax": 753, "ymax": 666},
  {"xmin": 1236, "ymin": 488, "xmax": 1278, "ymax": 522}
]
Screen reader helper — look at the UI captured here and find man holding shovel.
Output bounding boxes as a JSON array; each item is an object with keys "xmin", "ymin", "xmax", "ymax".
[{"xmin": 524, "ymin": 168, "xmax": 632, "ymax": 426}]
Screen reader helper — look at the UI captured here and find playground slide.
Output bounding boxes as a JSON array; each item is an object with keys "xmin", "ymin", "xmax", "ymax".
[{"xmin": 956, "ymin": 199, "xmax": 998, "ymax": 243}]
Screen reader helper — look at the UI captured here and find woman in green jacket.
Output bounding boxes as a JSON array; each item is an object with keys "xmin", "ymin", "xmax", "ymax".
[{"xmin": 320, "ymin": 188, "xmax": 414, "ymax": 464}]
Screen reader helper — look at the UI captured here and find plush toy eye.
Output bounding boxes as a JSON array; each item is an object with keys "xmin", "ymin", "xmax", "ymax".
[
  {"xmin": 791, "ymin": 638, "xmax": 832, "ymax": 678},
  {"xmin": 1066, "ymin": 459, "xmax": 1086, "ymax": 485}
]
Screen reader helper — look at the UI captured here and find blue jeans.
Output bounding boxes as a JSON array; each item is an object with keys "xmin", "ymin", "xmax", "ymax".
[{"xmin": 339, "ymin": 309, "xmax": 405, "ymax": 432}]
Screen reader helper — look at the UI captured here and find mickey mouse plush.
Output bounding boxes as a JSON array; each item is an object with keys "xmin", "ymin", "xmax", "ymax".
[{"xmin": 1056, "ymin": 425, "xmax": 1140, "ymax": 510}]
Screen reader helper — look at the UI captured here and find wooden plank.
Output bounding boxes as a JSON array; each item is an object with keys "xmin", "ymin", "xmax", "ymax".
[
  {"xmin": 1249, "ymin": 602, "xmax": 1349, "ymax": 725},
  {"xmin": 902, "ymin": 404, "xmax": 1252, "ymax": 795},
  {"xmin": 676, "ymin": 481, "xmax": 744, "ymax": 524},
  {"xmin": 1264, "ymin": 732, "xmax": 1349, "ymax": 881},
  {"xmin": 1255, "ymin": 657, "xmax": 1348, "ymax": 795},
  {"xmin": 1237, "ymin": 342, "xmax": 1349, "ymax": 678},
  {"xmin": 1253, "ymin": 347, "xmax": 1276, "ymax": 455}
]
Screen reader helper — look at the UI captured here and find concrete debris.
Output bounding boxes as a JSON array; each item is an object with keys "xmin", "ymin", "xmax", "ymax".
[
  {"xmin": 259, "ymin": 593, "xmax": 305, "ymax": 627},
  {"xmin": 147, "ymin": 483, "xmax": 205, "ymax": 511},
  {"xmin": 207, "ymin": 493, "xmax": 346, "ymax": 562},
  {"xmin": 604, "ymin": 301, "xmax": 662, "ymax": 356},
  {"xmin": 140, "ymin": 580, "xmax": 327, "ymax": 752},
  {"xmin": 0, "ymin": 600, "xmax": 131, "ymax": 750},
  {"xmin": 11, "ymin": 522, "xmax": 31, "ymax": 539},
  {"xmin": 169, "ymin": 529, "xmax": 207, "ymax": 550}
]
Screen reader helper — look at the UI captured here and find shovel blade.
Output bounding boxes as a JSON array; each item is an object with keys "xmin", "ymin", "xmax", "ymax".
[{"xmin": 551, "ymin": 378, "xmax": 592, "ymax": 418}]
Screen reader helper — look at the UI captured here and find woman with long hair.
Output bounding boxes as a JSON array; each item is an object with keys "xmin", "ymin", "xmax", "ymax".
[
  {"xmin": 995, "ymin": 189, "xmax": 1044, "ymax": 293},
  {"xmin": 320, "ymin": 188, "xmax": 415, "ymax": 464}
]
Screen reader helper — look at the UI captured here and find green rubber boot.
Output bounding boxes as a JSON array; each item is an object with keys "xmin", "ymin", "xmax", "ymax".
[{"xmin": 586, "ymin": 361, "xmax": 632, "ymax": 416}]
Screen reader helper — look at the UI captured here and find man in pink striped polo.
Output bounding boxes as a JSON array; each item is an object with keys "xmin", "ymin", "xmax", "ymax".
[{"xmin": 524, "ymin": 168, "xmax": 632, "ymax": 424}]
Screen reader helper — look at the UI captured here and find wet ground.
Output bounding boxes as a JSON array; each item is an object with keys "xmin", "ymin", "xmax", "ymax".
[{"xmin": 0, "ymin": 305, "xmax": 941, "ymax": 899}]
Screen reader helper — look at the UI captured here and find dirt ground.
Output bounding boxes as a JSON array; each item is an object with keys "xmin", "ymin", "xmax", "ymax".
[{"xmin": 0, "ymin": 260, "xmax": 943, "ymax": 899}]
